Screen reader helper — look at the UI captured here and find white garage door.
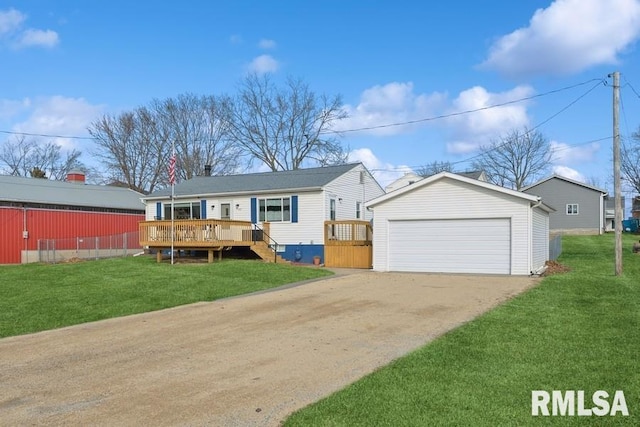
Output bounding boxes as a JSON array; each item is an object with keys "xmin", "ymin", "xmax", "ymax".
[{"xmin": 388, "ymin": 218, "xmax": 511, "ymax": 274}]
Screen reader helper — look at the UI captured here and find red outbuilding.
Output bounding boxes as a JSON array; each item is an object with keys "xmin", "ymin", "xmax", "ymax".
[{"xmin": 0, "ymin": 172, "xmax": 145, "ymax": 264}]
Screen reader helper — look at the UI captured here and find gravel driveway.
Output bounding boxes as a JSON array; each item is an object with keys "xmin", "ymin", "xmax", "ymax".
[{"xmin": 0, "ymin": 271, "xmax": 537, "ymax": 426}]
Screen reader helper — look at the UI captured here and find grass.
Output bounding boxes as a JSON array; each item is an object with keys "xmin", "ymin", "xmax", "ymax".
[
  {"xmin": 0, "ymin": 256, "xmax": 333, "ymax": 338},
  {"xmin": 284, "ymin": 233, "xmax": 640, "ymax": 426}
]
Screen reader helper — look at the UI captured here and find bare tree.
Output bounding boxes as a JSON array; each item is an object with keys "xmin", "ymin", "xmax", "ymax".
[
  {"xmin": 0, "ymin": 136, "xmax": 84, "ymax": 180},
  {"xmin": 416, "ymin": 161, "xmax": 454, "ymax": 177},
  {"xmin": 227, "ymin": 74, "xmax": 348, "ymax": 171},
  {"xmin": 621, "ymin": 129, "xmax": 640, "ymax": 195},
  {"xmin": 89, "ymin": 108, "xmax": 166, "ymax": 194},
  {"xmin": 471, "ymin": 128, "xmax": 551, "ymax": 190},
  {"xmin": 89, "ymin": 93, "xmax": 240, "ymax": 193},
  {"xmin": 153, "ymin": 93, "xmax": 241, "ymax": 182}
]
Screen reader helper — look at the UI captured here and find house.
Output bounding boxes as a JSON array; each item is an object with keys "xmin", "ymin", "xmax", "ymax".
[
  {"xmin": 522, "ymin": 175, "xmax": 608, "ymax": 235},
  {"xmin": 0, "ymin": 172, "xmax": 146, "ymax": 264},
  {"xmin": 603, "ymin": 196, "xmax": 626, "ymax": 232},
  {"xmin": 385, "ymin": 170, "xmax": 487, "ymax": 192},
  {"xmin": 365, "ymin": 172, "xmax": 552, "ymax": 275},
  {"xmin": 633, "ymin": 197, "xmax": 640, "ymax": 219},
  {"xmin": 385, "ymin": 172, "xmax": 422, "ymax": 192},
  {"xmin": 140, "ymin": 163, "xmax": 384, "ymax": 264}
]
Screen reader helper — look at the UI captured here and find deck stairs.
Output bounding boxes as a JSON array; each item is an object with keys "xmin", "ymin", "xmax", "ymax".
[{"xmin": 250, "ymin": 241, "xmax": 290, "ymax": 264}]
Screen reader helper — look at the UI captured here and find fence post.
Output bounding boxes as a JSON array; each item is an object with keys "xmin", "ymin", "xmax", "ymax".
[
  {"xmin": 123, "ymin": 232, "xmax": 127, "ymax": 257},
  {"xmin": 95, "ymin": 237, "xmax": 99, "ymax": 260},
  {"xmin": 52, "ymin": 239, "xmax": 56, "ymax": 264}
]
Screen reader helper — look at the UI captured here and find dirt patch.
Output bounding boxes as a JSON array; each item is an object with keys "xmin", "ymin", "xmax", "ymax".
[
  {"xmin": 0, "ymin": 272, "xmax": 538, "ymax": 426},
  {"xmin": 543, "ymin": 260, "xmax": 571, "ymax": 275}
]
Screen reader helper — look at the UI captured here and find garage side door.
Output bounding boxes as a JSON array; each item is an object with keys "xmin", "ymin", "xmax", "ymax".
[{"xmin": 388, "ymin": 218, "xmax": 511, "ymax": 274}]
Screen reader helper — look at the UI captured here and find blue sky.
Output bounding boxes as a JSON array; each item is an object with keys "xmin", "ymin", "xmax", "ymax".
[{"xmin": 2, "ymin": 0, "xmax": 640, "ymax": 195}]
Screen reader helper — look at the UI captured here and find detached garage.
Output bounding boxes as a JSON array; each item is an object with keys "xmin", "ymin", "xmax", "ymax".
[{"xmin": 366, "ymin": 172, "xmax": 552, "ymax": 275}]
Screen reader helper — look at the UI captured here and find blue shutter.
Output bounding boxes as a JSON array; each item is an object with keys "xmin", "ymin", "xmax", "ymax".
[
  {"xmin": 291, "ymin": 195, "xmax": 298, "ymax": 223},
  {"xmin": 250, "ymin": 197, "xmax": 257, "ymax": 224},
  {"xmin": 200, "ymin": 200, "xmax": 207, "ymax": 219},
  {"xmin": 156, "ymin": 202, "xmax": 162, "ymax": 220}
]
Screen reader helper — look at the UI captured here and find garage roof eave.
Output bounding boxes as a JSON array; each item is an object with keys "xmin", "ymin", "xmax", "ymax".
[{"xmin": 366, "ymin": 172, "xmax": 539, "ymax": 208}]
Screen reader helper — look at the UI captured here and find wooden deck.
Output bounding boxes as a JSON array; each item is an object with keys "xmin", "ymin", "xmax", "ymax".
[
  {"xmin": 139, "ymin": 219, "xmax": 278, "ymax": 263},
  {"xmin": 324, "ymin": 220, "xmax": 373, "ymax": 268}
]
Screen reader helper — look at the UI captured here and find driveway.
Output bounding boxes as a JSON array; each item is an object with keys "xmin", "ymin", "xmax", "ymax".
[{"xmin": 0, "ymin": 272, "xmax": 537, "ymax": 426}]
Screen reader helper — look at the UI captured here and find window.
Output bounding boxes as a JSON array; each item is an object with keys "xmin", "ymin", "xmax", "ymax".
[
  {"xmin": 330, "ymin": 199, "xmax": 336, "ymax": 221},
  {"xmin": 356, "ymin": 201, "xmax": 362, "ymax": 219},
  {"xmin": 164, "ymin": 202, "xmax": 201, "ymax": 220},
  {"xmin": 566, "ymin": 204, "xmax": 579, "ymax": 215},
  {"xmin": 258, "ymin": 197, "xmax": 290, "ymax": 222}
]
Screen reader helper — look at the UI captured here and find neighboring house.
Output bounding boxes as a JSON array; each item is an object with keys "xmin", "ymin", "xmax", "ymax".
[
  {"xmin": 0, "ymin": 172, "xmax": 146, "ymax": 264},
  {"xmin": 385, "ymin": 170, "xmax": 486, "ymax": 192},
  {"xmin": 603, "ymin": 196, "xmax": 626, "ymax": 232},
  {"xmin": 633, "ymin": 197, "xmax": 640, "ymax": 219},
  {"xmin": 385, "ymin": 172, "xmax": 422, "ymax": 192},
  {"xmin": 366, "ymin": 172, "xmax": 552, "ymax": 275},
  {"xmin": 522, "ymin": 175, "xmax": 608, "ymax": 235},
  {"xmin": 141, "ymin": 163, "xmax": 384, "ymax": 264}
]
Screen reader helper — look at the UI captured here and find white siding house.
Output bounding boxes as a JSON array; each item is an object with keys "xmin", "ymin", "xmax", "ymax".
[
  {"xmin": 142, "ymin": 163, "xmax": 384, "ymax": 264},
  {"xmin": 366, "ymin": 172, "xmax": 552, "ymax": 275}
]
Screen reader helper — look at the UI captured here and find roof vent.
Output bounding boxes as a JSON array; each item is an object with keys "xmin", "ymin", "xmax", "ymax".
[{"xmin": 66, "ymin": 169, "xmax": 86, "ymax": 184}]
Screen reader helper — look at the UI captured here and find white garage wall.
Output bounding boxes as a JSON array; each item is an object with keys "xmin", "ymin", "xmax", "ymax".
[
  {"xmin": 532, "ymin": 207, "xmax": 549, "ymax": 272},
  {"xmin": 371, "ymin": 178, "xmax": 532, "ymax": 275}
]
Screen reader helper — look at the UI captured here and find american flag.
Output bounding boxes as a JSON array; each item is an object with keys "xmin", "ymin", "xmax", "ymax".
[{"xmin": 168, "ymin": 153, "xmax": 176, "ymax": 185}]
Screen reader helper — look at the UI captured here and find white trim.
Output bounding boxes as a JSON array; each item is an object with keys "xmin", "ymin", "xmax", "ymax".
[{"xmin": 366, "ymin": 172, "xmax": 539, "ymax": 208}]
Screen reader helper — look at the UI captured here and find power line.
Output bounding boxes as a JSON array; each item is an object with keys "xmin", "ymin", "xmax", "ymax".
[
  {"xmin": 0, "ymin": 77, "xmax": 607, "ymax": 141},
  {"xmin": 320, "ymin": 78, "xmax": 606, "ymax": 135},
  {"xmin": 0, "ymin": 129, "xmax": 96, "ymax": 140}
]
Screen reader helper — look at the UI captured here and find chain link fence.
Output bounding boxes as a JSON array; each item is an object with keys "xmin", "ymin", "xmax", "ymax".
[
  {"xmin": 36, "ymin": 231, "xmax": 143, "ymax": 263},
  {"xmin": 549, "ymin": 233, "xmax": 563, "ymax": 261}
]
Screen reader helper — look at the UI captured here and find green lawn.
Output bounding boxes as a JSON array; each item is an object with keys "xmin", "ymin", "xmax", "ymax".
[
  {"xmin": 0, "ymin": 256, "xmax": 332, "ymax": 338},
  {"xmin": 285, "ymin": 234, "xmax": 640, "ymax": 426}
]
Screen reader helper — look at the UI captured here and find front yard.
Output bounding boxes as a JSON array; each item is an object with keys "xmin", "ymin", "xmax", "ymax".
[
  {"xmin": 285, "ymin": 234, "xmax": 640, "ymax": 426},
  {"xmin": 0, "ymin": 256, "xmax": 332, "ymax": 338}
]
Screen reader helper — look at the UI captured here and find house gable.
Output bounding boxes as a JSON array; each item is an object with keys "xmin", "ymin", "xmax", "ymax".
[{"xmin": 522, "ymin": 176, "xmax": 605, "ymax": 233}]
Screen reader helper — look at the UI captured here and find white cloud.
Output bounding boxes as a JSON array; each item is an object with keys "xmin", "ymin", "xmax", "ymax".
[
  {"xmin": 480, "ymin": 0, "xmax": 640, "ymax": 78},
  {"xmin": 550, "ymin": 140, "xmax": 600, "ymax": 164},
  {"xmin": 0, "ymin": 97, "xmax": 31, "ymax": 121},
  {"xmin": 11, "ymin": 96, "xmax": 104, "ymax": 150},
  {"xmin": 16, "ymin": 28, "xmax": 59, "ymax": 48},
  {"xmin": 229, "ymin": 34, "xmax": 242, "ymax": 44},
  {"xmin": 335, "ymin": 82, "xmax": 446, "ymax": 136},
  {"xmin": 348, "ymin": 147, "xmax": 412, "ymax": 188},
  {"xmin": 258, "ymin": 39, "xmax": 276, "ymax": 49},
  {"xmin": 248, "ymin": 54, "xmax": 279, "ymax": 74},
  {"xmin": 553, "ymin": 165, "xmax": 586, "ymax": 182},
  {"xmin": 0, "ymin": 8, "xmax": 25, "ymax": 35},
  {"xmin": 445, "ymin": 85, "xmax": 533, "ymax": 154},
  {"xmin": 0, "ymin": 8, "xmax": 59, "ymax": 49}
]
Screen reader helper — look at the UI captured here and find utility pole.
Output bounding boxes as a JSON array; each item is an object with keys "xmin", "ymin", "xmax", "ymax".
[{"xmin": 611, "ymin": 71, "xmax": 623, "ymax": 276}]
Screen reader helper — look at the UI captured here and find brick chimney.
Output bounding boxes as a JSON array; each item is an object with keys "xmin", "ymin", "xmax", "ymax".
[
  {"xmin": 204, "ymin": 165, "xmax": 212, "ymax": 176},
  {"xmin": 66, "ymin": 169, "xmax": 86, "ymax": 184}
]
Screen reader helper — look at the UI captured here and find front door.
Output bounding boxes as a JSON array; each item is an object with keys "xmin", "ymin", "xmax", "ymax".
[{"xmin": 221, "ymin": 203, "xmax": 231, "ymax": 220}]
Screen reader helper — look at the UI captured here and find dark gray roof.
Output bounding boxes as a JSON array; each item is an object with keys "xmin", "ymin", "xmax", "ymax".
[
  {"xmin": 145, "ymin": 163, "xmax": 362, "ymax": 199},
  {"xmin": 457, "ymin": 170, "xmax": 483, "ymax": 180},
  {"xmin": 521, "ymin": 174, "xmax": 607, "ymax": 194},
  {"xmin": 0, "ymin": 175, "xmax": 145, "ymax": 211}
]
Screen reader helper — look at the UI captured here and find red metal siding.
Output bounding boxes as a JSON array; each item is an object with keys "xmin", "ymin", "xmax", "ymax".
[
  {"xmin": 0, "ymin": 207, "xmax": 25, "ymax": 264},
  {"xmin": 0, "ymin": 207, "xmax": 144, "ymax": 264}
]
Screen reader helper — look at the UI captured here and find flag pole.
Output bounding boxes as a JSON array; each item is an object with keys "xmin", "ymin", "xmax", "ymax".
[{"xmin": 170, "ymin": 143, "xmax": 176, "ymax": 265}]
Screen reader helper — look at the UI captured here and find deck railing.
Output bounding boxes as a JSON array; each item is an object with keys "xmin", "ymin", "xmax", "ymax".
[
  {"xmin": 139, "ymin": 219, "xmax": 261, "ymax": 248},
  {"xmin": 324, "ymin": 220, "xmax": 372, "ymax": 246}
]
